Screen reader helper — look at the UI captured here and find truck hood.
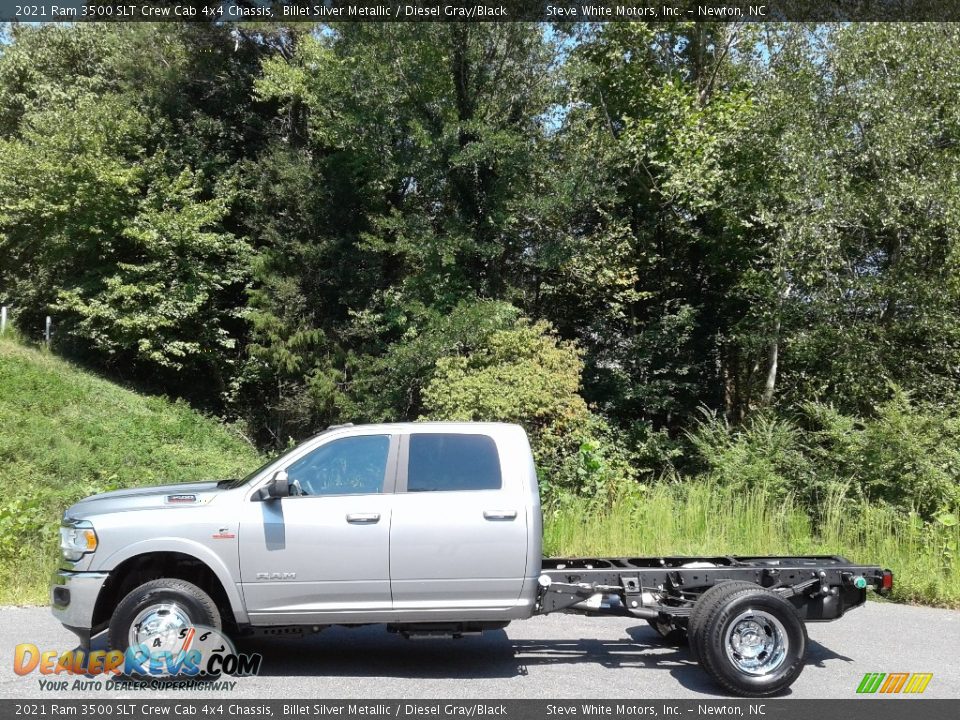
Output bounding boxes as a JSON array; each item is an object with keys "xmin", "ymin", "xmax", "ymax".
[{"xmin": 65, "ymin": 481, "xmax": 223, "ymax": 519}]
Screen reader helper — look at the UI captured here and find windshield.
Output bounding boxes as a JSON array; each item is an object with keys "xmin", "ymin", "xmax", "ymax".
[{"xmin": 216, "ymin": 432, "xmax": 328, "ymax": 489}]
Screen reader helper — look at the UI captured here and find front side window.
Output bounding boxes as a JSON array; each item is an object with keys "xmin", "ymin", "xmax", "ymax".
[
  {"xmin": 407, "ymin": 434, "xmax": 502, "ymax": 492},
  {"xmin": 285, "ymin": 435, "xmax": 390, "ymax": 496}
]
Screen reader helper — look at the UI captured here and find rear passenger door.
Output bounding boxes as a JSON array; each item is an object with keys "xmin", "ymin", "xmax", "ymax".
[{"xmin": 389, "ymin": 431, "xmax": 530, "ymax": 614}]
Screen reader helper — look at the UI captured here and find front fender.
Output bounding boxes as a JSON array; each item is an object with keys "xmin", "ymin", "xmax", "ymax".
[{"xmin": 97, "ymin": 537, "xmax": 248, "ymax": 624}]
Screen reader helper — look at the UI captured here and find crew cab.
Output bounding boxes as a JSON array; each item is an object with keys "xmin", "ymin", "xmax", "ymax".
[{"xmin": 52, "ymin": 422, "xmax": 891, "ymax": 696}]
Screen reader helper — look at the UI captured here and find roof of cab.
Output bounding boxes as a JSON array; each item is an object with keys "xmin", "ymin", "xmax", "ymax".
[{"xmin": 325, "ymin": 421, "xmax": 523, "ymax": 433}]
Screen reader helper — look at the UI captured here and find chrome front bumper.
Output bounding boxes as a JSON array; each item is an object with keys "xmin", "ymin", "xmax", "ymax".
[{"xmin": 50, "ymin": 568, "xmax": 109, "ymax": 646}]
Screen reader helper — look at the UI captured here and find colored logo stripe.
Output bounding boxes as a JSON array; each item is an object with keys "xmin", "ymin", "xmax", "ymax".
[
  {"xmin": 903, "ymin": 673, "xmax": 933, "ymax": 694},
  {"xmin": 857, "ymin": 673, "xmax": 885, "ymax": 693},
  {"xmin": 856, "ymin": 672, "xmax": 932, "ymax": 694},
  {"xmin": 879, "ymin": 672, "xmax": 909, "ymax": 693}
]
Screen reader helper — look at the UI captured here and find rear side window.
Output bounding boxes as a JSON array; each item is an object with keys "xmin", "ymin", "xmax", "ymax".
[{"xmin": 407, "ymin": 434, "xmax": 502, "ymax": 492}]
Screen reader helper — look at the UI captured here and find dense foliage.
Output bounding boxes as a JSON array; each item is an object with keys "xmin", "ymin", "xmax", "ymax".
[{"xmin": 1, "ymin": 22, "xmax": 959, "ymax": 521}]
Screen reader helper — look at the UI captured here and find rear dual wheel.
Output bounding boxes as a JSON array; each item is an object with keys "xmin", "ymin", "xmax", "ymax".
[{"xmin": 689, "ymin": 582, "xmax": 807, "ymax": 697}]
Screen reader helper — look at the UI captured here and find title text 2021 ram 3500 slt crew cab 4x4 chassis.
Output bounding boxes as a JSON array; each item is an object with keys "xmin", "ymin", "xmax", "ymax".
[{"xmin": 52, "ymin": 422, "xmax": 892, "ymax": 696}]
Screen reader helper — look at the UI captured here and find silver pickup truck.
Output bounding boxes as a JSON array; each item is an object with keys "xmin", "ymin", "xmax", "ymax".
[{"xmin": 52, "ymin": 421, "xmax": 891, "ymax": 696}]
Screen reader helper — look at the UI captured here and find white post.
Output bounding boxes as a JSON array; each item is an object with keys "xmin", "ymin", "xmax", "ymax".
[
  {"xmin": 0, "ymin": 306, "xmax": 6, "ymax": 335},
  {"xmin": 45, "ymin": 316, "xmax": 51, "ymax": 346}
]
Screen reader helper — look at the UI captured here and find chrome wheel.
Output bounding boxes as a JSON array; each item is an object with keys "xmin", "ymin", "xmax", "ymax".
[
  {"xmin": 724, "ymin": 609, "xmax": 789, "ymax": 676},
  {"xmin": 128, "ymin": 602, "xmax": 193, "ymax": 654}
]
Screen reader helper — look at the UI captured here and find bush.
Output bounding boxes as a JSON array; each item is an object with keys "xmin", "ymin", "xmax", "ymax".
[
  {"xmin": 687, "ymin": 409, "xmax": 814, "ymax": 500},
  {"xmin": 803, "ymin": 391, "xmax": 960, "ymax": 518},
  {"xmin": 421, "ymin": 318, "xmax": 634, "ymax": 506},
  {"xmin": 684, "ymin": 392, "xmax": 960, "ymax": 520},
  {"xmin": 346, "ymin": 299, "xmax": 521, "ymax": 422}
]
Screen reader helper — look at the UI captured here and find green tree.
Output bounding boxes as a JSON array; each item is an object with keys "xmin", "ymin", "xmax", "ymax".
[
  {"xmin": 243, "ymin": 24, "xmax": 559, "ymax": 442},
  {"xmin": 766, "ymin": 25, "xmax": 960, "ymax": 413},
  {"xmin": 0, "ymin": 93, "xmax": 148, "ymax": 341},
  {"xmin": 0, "ymin": 23, "xmax": 277, "ymax": 402},
  {"xmin": 55, "ymin": 167, "xmax": 250, "ymax": 384},
  {"xmin": 538, "ymin": 23, "xmax": 766, "ymax": 431}
]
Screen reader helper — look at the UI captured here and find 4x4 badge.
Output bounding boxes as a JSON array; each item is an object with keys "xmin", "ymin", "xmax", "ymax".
[{"xmin": 166, "ymin": 494, "xmax": 197, "ymax": 504}]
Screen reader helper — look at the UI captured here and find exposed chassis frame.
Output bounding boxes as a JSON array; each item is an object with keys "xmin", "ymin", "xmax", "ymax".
[{"xmin": 537, "ymin": 555, "xmax": 892, "ymax": 626}]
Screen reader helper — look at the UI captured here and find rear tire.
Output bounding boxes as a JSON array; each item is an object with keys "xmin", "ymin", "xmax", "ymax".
[
  {"xmin": 697, "ymin": 585, "xmax": 807, "ymax": 697},
  {"xmin": 688, "ymin": 581, "xmax": 757, "ymax": 662}
]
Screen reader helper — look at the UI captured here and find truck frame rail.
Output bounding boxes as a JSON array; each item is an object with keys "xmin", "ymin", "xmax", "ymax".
[{"xmin": 537, "ymin": 555, "xmax": 893, "ymax": 624}]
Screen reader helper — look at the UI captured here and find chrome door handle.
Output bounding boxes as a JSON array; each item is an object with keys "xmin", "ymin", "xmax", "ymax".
[
  {"xmin": 483, "ymin": 510, "xmax": 517, "ymax": 521},
  {"xmin": 346, "ymin": 513, "xmax": 381, "ymax": 524}
]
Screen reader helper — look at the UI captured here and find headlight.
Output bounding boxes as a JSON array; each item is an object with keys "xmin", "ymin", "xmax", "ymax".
[{"xmin": 59, "ymin": 520, "xmax": 98, "ymax": 561}]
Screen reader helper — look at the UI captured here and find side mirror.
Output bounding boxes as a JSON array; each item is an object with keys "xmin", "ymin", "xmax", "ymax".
[{"xmin": 258, "ymin": 470, "xmax": 290, "ymax": 501}]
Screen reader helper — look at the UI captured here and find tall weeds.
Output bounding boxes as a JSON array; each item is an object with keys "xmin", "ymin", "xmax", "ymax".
[{"xmin": 543, "ymin": 482, "xmax": 960, "ymax": 607}]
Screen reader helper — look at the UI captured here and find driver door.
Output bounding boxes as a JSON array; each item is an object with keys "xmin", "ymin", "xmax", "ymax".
[{"xmin": 238, "ymin": 432, "xmax": 398, "ymax": 624}]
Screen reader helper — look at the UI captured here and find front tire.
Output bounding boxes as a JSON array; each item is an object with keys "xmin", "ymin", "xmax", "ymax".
[
  {"xmin": 697, "ymin": 585, "xmax": 807, "ymax": 697},
  {"xmin": 108, "ymin": 578, "xmax": 221, "ymax": 662}
]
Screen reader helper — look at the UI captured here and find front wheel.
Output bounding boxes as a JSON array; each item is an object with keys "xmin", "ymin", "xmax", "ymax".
[
  {"xmin": 108, "ymin": 578, "xmax": 222, "ymax": 673},
  {"xmin": 696, "ymin": 585, "xmax": 807, "ymax": 697}
]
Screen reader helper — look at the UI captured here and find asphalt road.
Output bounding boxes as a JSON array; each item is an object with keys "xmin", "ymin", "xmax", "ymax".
[{"xmin": 0, "ymin": 602, "xmax": 957, "ymax": 700}]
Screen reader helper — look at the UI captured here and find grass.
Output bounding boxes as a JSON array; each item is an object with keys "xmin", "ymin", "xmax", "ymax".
[
  {"xmin": 544, "ymin": 482, "xmax": 960, "ymax": 608},
  {"xmin": 0, "ymin": 336, "xmax": 263, "ymax": 604}
]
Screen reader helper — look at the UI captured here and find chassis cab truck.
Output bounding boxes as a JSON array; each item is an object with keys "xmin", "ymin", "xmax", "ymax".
[{"xmin": 51, "ymin": 422, "xmax": 892, "ymax": 696}]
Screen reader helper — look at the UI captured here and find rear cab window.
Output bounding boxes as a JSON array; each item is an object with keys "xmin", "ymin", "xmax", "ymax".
[{"xmin": 407, "ymin": 433, "xmax": 502, "ymax": 492}]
